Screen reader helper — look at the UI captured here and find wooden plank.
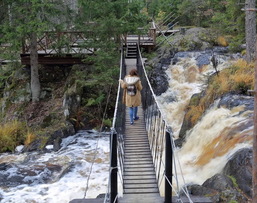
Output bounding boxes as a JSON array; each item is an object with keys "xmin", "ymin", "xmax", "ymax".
[
  {"xmin": 124, "ymin": 188, "xmax": 159, "ymax": 194},
  {"xmin": 119, "ymin": 194, "xmax": 163, "ymax": 203},
  {"xmin": 124, "ymin": 171, "xmax": 155, "ymax": 176},
  {"xmin": 125, "ymin": 154, "xmax": 152, "ymax": 158},
  {"xmin": 124, "ymin": 160, "xmax": 153, "ymax": 165},
  {"xmin": 123, "ymin": 174, "xmax": 156, "ymax": 180},
  {"xmin": 124, "ymin": 167, "xmax": 155, "ymax": 172},
  {"xmin": 125, "ymin": 149, "xmax": 151, "ymax": 153},
  {"xmin": 124, "ymin": 146, "xmax": 150, "ymax": 150},
  {"xmin": 124, "ymin": 163, "xmax": 154, "ymax": 168},
  {"xmin": 125, "ymin": 142, "xmax": 148, "ymax": 145},
  {"xmin": 124, "ymin": 184, "xmax": 158, "ymax": 189},
  {"xmin": 124, "ymin": 179, "xmax": 157, "ymax": 184}
]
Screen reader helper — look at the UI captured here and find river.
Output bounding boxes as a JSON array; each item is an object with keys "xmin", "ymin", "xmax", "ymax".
[
  {"xmin": 157, "ymin": 50, "xmax": 253, "ymax": 188},
  {"xmin": 0, "ymin": 130, "xmax": 109, "ymax": 203}
]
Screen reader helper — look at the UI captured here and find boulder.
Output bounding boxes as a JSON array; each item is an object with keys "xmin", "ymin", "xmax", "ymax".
[{"xmin": 223, "ymin": 148, "xmax": 253, "ymax": 198}]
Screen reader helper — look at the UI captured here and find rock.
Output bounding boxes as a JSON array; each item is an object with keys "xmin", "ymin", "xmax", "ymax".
[
  {"xmin": 223, "ymin": 148, "xmax": 253, "ymax": 198},
  {"xmin": 196, "ymin": 54, "xmax": 210, "ymax": 67},
  {"xmin": 149, "ymin": 68, "xmax": 169, "ymax": 96},
  {"xmin": 0, "ymin": 163, "xmax": 10, "ymax": 170},
  {"xmin": 186, "ymin": 174, "xmax": 248, "ymax": 202},
  {"xmin": 202, "ymin": 174, "xmax": 233, "ymax": 192},
  {"xmin": 170, "ymin": 27, "xmax": 217, "ymax": 51},
  {"xmin": 23, "ymin": 121, "xmax": 75, "ymax": 152},
  {"xmin": 186, "ymin": 184, "xmax": 217, "ymax": 196},
  {"xmin": 0, "ymin": 162, "xmax": 73, "ymax": 187},
  {"xmin": 178, "ymin": 93, "xmax": 202, "ymax": 146},
  {"xmin": 96, "ymin": 193, "xmax": 106, "ymax": 198},
  {"xmin": 218, "ymin": 93, "xmax": 254, "ymax": 112},
  {"xmin": 147, "ymin": 46, "xmax": 174, "ymax": 96}
]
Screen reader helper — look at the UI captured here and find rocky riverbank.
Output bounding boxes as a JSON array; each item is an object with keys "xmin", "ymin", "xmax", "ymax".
[{"xmin": 146, "ymin": 27, "xmax": 253, "ymax": 202}]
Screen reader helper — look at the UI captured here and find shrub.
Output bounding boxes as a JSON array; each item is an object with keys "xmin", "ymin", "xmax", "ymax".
[
  {"xmin": 217, "ymin": 36, "xmax": 228, "ymax": 47},
  {"xmin": 0, "ymin": 120, "xmax": 33, "ymax": 152}
]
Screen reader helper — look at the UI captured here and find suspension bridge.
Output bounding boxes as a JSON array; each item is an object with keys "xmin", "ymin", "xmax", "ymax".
[
  {"xmin": 69, "ymin": 27, "xmax": 212, "ymax": 203},
  {"xmin": 2, "ymin": 14, "xmax": 213, "ymax": 203}
]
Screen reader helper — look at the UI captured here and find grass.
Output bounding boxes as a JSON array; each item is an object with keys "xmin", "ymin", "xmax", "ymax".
[
  {"xmin": 0, "ymin": 120, "xmax": 35, "ymax": 152},
  {"xmin": 217, "ymin": 36, "xmax": 229, "ymax": 47},
  {"xmin": 186, "ymin": 59, "xmax": 254, "ymax": 126}
]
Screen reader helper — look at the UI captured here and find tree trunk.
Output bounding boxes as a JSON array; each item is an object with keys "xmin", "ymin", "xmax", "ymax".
[
  {"xmin": 245, "ymin": 0, "xmax": 256, "ymax": 62},
  {"xmin": 30, "ymin": 32, "xmax": 41, "ymax": 102},
  {"xmin": 253, "ymin": 39, "xmax": 257, "ymax": 202}
]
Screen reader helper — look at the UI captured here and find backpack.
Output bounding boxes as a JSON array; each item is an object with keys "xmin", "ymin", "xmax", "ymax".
[{"xmin": 127, "ymin": 84, "xmax": 137, "ymax": 96}]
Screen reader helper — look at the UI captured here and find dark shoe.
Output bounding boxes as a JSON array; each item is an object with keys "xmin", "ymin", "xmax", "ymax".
[
  {"xmin": 130, "ymin": 122, "xmax": 134, "ymax": 125},
  {"xmin": 134, "ymin": 116, "xmax": 139, "ymax": 121}
]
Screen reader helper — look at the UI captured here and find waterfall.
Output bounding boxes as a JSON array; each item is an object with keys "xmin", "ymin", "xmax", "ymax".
[
  {"xmin": 0, "ymin": 130, "xmax": 109, "ymax": 203},
  {"xmin": 157, "ymin": 51, "xmax": 252, "ymax": 186}
]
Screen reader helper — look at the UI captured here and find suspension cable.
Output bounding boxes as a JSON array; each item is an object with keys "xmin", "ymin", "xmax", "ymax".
[
  {"xmin": 83, "ymin": 84, "xmax": 113, "ymax": 199},
  {"xmin": 138, "ymin": 45, "xmax": 195, "ymax": 203}
]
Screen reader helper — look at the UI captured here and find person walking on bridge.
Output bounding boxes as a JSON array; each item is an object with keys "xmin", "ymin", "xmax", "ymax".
[{"xmin": 119, "ymin": 68, "xmax": 142, "ymax": 125}]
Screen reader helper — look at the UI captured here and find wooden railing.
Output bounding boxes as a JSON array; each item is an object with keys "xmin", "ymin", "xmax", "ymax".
[{"xmin": 22, "ymin": 31, "xmax": 94, "ymax": 55}]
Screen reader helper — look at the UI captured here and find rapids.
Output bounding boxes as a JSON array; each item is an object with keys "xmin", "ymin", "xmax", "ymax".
[
  {"xmin": 0, "ymin": 130, "xmax": 109, "ymax": 203},
  {"xmin": 157, "ymin": 50, "xmax": 253, "ymax": 187}
]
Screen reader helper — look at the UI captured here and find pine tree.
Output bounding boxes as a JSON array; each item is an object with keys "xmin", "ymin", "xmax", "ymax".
[{"xmin": 0, "ymin": 0, "xmax": 74, "ymax": 102}]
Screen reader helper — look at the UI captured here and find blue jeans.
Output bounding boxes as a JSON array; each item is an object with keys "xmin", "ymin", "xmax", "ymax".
[{"xmin": 129, "ymin": 107, "xmax": 138, "ymax": 123}]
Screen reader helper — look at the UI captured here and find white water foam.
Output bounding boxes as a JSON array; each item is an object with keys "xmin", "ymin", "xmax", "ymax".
[{"xmin": 0, "ymin": 131, "xmax": 109, "ymax": 203}]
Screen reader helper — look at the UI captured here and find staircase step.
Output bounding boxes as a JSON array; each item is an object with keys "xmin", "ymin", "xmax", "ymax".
[{"xmin": 124, "ymin": 188, "xmax": 159, "ymax": 194}]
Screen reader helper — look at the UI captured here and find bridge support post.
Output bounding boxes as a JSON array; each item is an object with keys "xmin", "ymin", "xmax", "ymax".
[
  {"xmin": 165, "ymin": 131, "xmax": 172, "ymax": 203},
  {"xmin": 110, "ymin": 132, "xmax": 118, "ymax": 203}
]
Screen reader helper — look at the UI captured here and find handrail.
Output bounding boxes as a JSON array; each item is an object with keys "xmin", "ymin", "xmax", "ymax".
[
  {"xmin": 137, "ymin": 44, "xmax": 193, "ymax": 202},
  {"xmin": 105, "ymin": 46, "xmax": 126, "ymax": 203}
]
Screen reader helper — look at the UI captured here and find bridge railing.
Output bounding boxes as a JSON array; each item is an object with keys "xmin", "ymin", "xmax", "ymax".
[
  {"xmin": 136, "ymin": 45, "xmax": 193, "ymax": 203},
  {"xmin": 136, "ymin": 45, "xmax": 172, "ymax": 202},
  {"xmin": 106, "ymin": 46, "xmax": 126, "ymax": 203},
  {"xmin": 22, "ymin": 31, "xmax": 94, "ymax": 55}
]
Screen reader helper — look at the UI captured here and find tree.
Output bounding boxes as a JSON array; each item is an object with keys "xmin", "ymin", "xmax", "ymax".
[
  {"xmin": 245, "ymin": 0, "xmax": 256, "ymax": 62},
  {"xmin": 74, "ymin": 0, "xmax": 148, "ymax": 119},
  {"xmin": 0, "ymin": 0, "xmax": 74, "ymax": 102}
]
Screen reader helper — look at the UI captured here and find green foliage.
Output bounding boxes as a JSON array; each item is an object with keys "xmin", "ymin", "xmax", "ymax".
[
  {"xmin": 0, "ymin": 0, "xmax": 74, "ymax": 60},
  {"xmin": 228, "ymin": 175, "xmax": 239, "ymax": 188},
  {"xmin": 103, "ymin": 118, "xmax": 112, "ymax": 128},
  {"xmin": 174, "ymin": 0, "xmax": 246, "ymax": 47}
]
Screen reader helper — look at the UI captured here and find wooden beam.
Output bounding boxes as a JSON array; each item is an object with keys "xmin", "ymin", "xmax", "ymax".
[{"xmin": 20, "ymin": 54, "xmax": 91, "ymax": 65}]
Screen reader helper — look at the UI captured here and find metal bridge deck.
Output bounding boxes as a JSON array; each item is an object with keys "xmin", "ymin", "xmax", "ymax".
[
  {"xmin": 119, "ymin": 107, "xmax": 163, "ymax": 203},
  {"xmin": 119, "ymin": 59, "xmax": 163, "ymax": 203}
]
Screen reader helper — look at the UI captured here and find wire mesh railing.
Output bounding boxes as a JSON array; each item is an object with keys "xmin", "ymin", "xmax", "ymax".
[
  {"xmin": 104, "ymin": 46, "xmax": 126, "ymax": 203},
  {"xmin": 137, "ymin": 44, "xmax": 193, "ymax": 203}
]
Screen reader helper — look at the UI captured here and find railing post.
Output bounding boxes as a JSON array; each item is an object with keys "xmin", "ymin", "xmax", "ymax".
[
  {"xmin": 110, "ymin": 132, "xmax": 118, "ymax": 203},
  {"xmin": 165, "ymin": 130, "xmax": 172, "ymax": 203}
]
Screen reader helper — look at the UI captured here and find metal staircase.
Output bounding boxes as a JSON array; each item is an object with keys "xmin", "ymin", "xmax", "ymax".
[{"xmin": 126, "ymin": 43, "xmax": 137, "ymax": 58}]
